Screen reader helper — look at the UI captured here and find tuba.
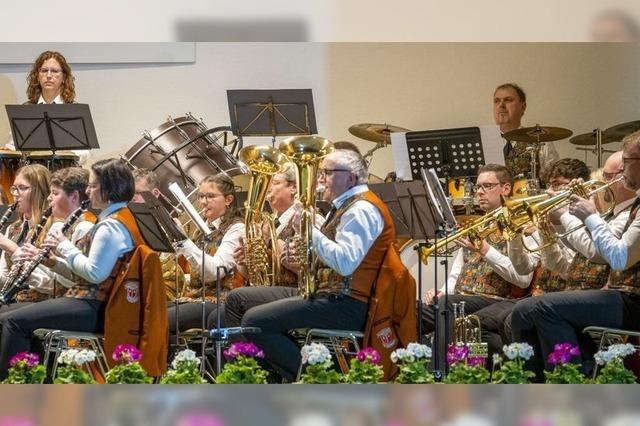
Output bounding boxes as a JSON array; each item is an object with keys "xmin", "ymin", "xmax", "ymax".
[
  {"xmin": 239, "ymin": 144, "xmax": 288, "ymax": 286},
  {"xmin": 279, "ymin": 135, "xmax": 334, "ymax": 299}
]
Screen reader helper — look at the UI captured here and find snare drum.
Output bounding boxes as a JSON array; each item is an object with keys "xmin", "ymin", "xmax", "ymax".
[
  {"xmin": 398, "ymin": 238, "xmax": 455, "ymax": 299},
  {"xmin": 27, "ymin": 151, "xmax": 79, "ymax": 171},
  {"xmin": 122, "ymin": 115, "xmax": 245, "ymax": 205},
  {"xmin": 0, "ymin": 149, "xmax": 22, "ymax": 203}
]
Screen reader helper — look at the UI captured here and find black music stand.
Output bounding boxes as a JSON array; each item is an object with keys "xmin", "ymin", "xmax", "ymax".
[
  {"xmin": 6, "ymin": 104, "xmax": 99, "ymax": 168},
  {"xmin": 396, "ymin": 127, "xmax": 485, "ymax": 188},
  {"xmin": 226, "ymin": 89, "xmax": 317, "ymax": 147}
]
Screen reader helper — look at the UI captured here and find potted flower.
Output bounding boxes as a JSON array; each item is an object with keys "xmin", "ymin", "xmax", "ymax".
[
  {"xmin": 298, "ymin": 342, "xmax": 342, "ymax": 384},
  {"xmin": 105, "ymin": 344, "xmax": 153, "ymax": 384},
  {"xmin": 54, "ymin": 348, "xmax": 98, "ymax": 384},
  {"xmin": 491, "ymin": 343, "xmax": 536, "ymax": 384},
  {"xmin": 544, "ymin": 343, "xmax": 587, "ymax": 384},
  {"xmin": 344, "ymin": 347, "xmax": 384, "ymax": 384},
  {"xmin": 444, "ymin": 343, "xmax": 490, "ymax": 384},
  {"xmin": 160, "ymin": 349, "xmax": 208, "ymax": 384},
  {"xmin": 216, "ymin": 342, "xmax": 268, "ymax": 384},
  {"xmin": 593, "ymin": 343, "xmax": 638, "ymax": 384},
  {"xmin": 391, "ymin": 342, "xmax": 434, "ymax": 384},
  {"xmin": 2, "ymin": 352, "xmax": 46, "ymax": 384}
]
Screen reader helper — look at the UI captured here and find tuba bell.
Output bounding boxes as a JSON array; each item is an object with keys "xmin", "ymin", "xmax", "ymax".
[
  {"xmin": 239, "ymin": 144, "xmax": 288, "ymax": 286},
  {"xmin": 279, "ymin": 135, "xmax": 334, "ymax": 299}
]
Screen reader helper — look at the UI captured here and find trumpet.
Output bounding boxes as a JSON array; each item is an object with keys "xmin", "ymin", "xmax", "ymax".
[
  {"xmin": 419, "ymin": 206, "xmax": 508, "ymax": 264},
  {"xmin": 501, "ymin": 177, "xmax": 622, "ymax": 252}
]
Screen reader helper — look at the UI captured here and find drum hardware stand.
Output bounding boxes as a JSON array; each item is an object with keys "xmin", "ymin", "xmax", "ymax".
[
  {"xmin": 142, "ymin": 130, "xmax": 198, "ymax": 189},
  {"xmin": 524, "ymin": 144, "xmax": 542, "ymax": 194},
  {"xmin": 573, "ymin": 128, "xmax": 616, "ymax": 168}
]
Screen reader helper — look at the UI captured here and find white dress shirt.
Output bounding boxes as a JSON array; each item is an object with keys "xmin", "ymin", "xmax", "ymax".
[
  {"xmin": 277, "ymin": 201, "xmax": 325, "ymax": 236},
  {"xmin": 312, "ymin": 184, "xmax": 384, "ymax": 277},
  {"xmin": 176, "ymin": 216, "xmax": 245, "ymax": 282},
  {"xmin": 56, "ymin": 202, "xmax": 134, "ymax": 284},
  {"xmin": 584, "ymin": 194, "xmax": 640, "ymax": 271}
]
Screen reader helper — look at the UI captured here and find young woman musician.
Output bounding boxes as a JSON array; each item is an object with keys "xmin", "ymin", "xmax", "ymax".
[
  {"xmin": 0, "ymin": 164, "xmax": 51, "ymax": 299},
  {"xmin": 0, "ymin": 159, "xmax": 138, "ymax": 379},
  {"xmin": 168, "ymin": 173, "xmax": 245, "ymax": 336}
]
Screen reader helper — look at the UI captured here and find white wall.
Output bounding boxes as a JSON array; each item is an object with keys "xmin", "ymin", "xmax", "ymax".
[{"xmin": 1, "ymin": 42, "xmax": 639, "ymax": 178}]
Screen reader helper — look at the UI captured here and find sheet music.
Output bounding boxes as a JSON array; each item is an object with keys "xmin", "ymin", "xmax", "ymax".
[
  {"xmin": 391, "ymin": 132, "xmax": 412, "ymax": 181},
  {"xmin": 479, "ymin": 124, "xmax": 503, "ymax": 165},
  {"xmin": 168, "ymin": 182, "xmax": 211, "ymax": 237}
]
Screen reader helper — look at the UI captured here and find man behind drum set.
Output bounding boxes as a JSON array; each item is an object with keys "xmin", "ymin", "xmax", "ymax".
[{"xmin": 421, "ymin": 164, "xmax": 535, "ymax": 363}]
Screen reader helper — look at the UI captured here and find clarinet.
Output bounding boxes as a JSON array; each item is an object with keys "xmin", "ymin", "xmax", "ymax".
[
  {"xmin": 0, "ymin": 207, "xmax": 53, "ymax": 299},
  {"xmin": 0, "ymin": 202, "xmax": 90, "ymax": 305},
  {"xmin": 0, "ymin": 203, "xmax": 18, "ymax": 234}
]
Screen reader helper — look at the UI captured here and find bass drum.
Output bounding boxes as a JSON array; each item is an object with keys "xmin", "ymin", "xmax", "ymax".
[
  {"xmin": 398, "ymin": 238, "xmax": 455, "ymax": 299},
  {"xmin": 123, "ymin": 114, "xmax": 246, "ymax": 206}
]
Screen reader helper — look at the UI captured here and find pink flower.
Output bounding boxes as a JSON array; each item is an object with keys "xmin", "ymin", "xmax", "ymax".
[
  {"xmin": 547, "ymin": 342, "xmax": 580, "ymax": 365},
  {"xmin": 223, "ymin": 342, "xmax": 265, "ymax": 361},
  {"xmin": 356, "ymin": 347, "xmax": 381, "ymax": 365},
  {"xmin": 9, "ymin": 352, "xmax": 40, "ymax": 368},
  {"xmin": 112, "ymin": 343, "xmax": 142, "ymax": 364},
  {"xmin": 447, "ymin": 344, "xmax": 469, "ymax": 365},
  {"xmin": 467, "ymin": 356, "xmax": 485, "ymax": 367}
]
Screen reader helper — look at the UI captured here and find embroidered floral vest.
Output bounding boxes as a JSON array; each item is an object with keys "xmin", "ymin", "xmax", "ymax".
[
  {"xmin": 609, "ymin": 199, "xmax": 640, "ymax": 295},
  {"xmin": 530, "ymin": 268, "xmax": 569, "ymax": 297},
  {"xmin": 314, "ymin": 191, "xmax": 395, "ymax": 302},
  {"xmin": 455, "ymin": 232, "xmax": 513, "ymax": 299},
  {"xmin": 505, "ymin": 140, "xmax": 536, "ymax": 178},
  {"xmin": 565, "ymin": 252, "xmax": 609, "ymax": 291},
  {"xmin": 275, "ymin": 215, "xmax": 299, "ymax": 288},
  {"xmin": 178, "ymin": 217, "xmax": 243, "ymax": 303}
]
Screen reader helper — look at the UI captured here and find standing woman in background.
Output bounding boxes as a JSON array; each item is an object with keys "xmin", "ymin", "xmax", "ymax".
[{"xmin": 25, "ymin": 50, "xmax": 76, "ymax": 105}]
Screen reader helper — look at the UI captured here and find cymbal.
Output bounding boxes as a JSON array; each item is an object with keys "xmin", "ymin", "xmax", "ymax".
[
  {"xmin": 503, "ymin": 124, "xmax": 573, "ymax": 143},
  {"xmin": 348, "ymin": 123, "xmax": 410, "ymax": 144},
  {"xmin": 569, "ymin": 130, "xmax": 617, "ymax": 146},
  {"xmin": 603, "ymin": 120, "xmax": 640, "ymax": 143}
]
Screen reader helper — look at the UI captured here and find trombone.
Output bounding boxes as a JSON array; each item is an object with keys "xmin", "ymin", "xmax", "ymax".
[{"xmin": 500, "ymin": 177, "xmax": 623, "ymax": 252}]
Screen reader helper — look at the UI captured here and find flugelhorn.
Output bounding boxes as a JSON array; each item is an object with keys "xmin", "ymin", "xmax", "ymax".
[
  {"xmin": 419, "ymin": 206, "xmax": 508, "ymax": 264},
  {"xmin": 502, "ymin": 177, "xmax": 622, "ymax": 252},
  {"xmin": 279, "ymin": 135, "xmax": 334, "ymax": 299},
  {"xmin": 239, "ymin": 144, "xmax": 288, "ymax": 286}
]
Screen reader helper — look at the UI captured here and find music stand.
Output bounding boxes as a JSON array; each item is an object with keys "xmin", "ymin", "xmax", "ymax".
[
  {"xmin": 6, "ymin": 104, "xmax": 99, "ymax": 168},
  {"xmin": 392, "ymin": 126, "xmax": 485, "ymax": 187},
  {"xmin": 226, "ymin": 89, "xmax": 317, "ymax": 147}
]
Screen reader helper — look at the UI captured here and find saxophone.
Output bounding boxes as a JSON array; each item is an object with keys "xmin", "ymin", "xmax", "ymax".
[
  {"xmin": 0, "ymin": 207, "xmax": 53, "ymax": 299},
  {"xmin": 0, "ymin": 202, "xmax": 89, "ymax": 305},
  {"xmin": 239, "ymin": 144, "xmax": 288, "ymax": 286},
  {"xmin": 279, "ymin": 135, "xmax": 334, "ymax": 298}
]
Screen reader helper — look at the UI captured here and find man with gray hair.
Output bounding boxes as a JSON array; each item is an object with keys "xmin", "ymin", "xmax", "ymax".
[{"xmin": 241, "ymin": 149, "xmax": 404, "ymax": 382}]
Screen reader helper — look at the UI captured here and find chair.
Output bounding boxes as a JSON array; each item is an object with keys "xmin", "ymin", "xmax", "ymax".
[
  {"xmin": 293, "ymin": 328, "xmax": 364, "ymax": 381},
  {"xmin": 33, "ymin": 328, "xmax": 110, "ymax": 381},
  {"xmin": 582, "ymin": 326, "xmax": 640, "ymax": 378}
]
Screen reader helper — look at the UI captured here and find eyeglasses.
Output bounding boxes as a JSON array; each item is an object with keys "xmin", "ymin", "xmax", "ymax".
[
  {"xmin": 622, "ymin": 157, "xmax": 640, "ymax": 165},
  {"xmin": 10, "ymin": 185, "xmax": 31, "ymax": 195},
  {"xmin": 87, "ymin": 182, "xmax": 100, "ymax": 189},
  {"xmin": 39, "ymin": 67, "xmax": 63, "ymax": 75},
  {"xmin": 197, "ymin": 192, "xmax": 224, "ymax": 201},
  {"xmin": 473, "ymin": 182, "xmax": 502, "ymax": 192},
  {"xmin": 318, "ymin": 168, "xmax": 352, "ymax": 178},
  {"xmin": 603, "ymin": 169, "xmax": 624, "ymax": 181}
]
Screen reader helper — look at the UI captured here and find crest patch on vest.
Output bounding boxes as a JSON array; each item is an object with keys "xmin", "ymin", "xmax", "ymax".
[
  {"xmin": 124, "ymin": 281, "xmax": 140, "ymax": 303},
  {"xmin": 376, "ymin": 326, "xmax": 397, "ymax": 349}
]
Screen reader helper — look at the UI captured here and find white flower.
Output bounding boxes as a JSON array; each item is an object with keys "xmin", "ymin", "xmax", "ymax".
[
  {"xmin": 300, "ymin": 343, "xmax": 332, "ymax": 365},
  {"xmin": 492, "ymin": 353, "xmax": 502, "ymax": 366},
  {"xmin": 594, "ymin": 343, "xmax": 637, "ymax": 365},
  {"xmin": 502, "ymin": 343, "xmax": 534, "ymax": 361},
  {"xmin": 172, "ymin": 349, "xmax": 200, "ymax": 370},
  {"xmin": 390, "ymin": 348, "xmax": 416, "ymax": 364},
  {"xmin": 518, "ymin": 343, "xmax": 534, "ymax": 361},
  {"xmin": 57, "ymin": 348, "xmax": 96, "ymax": 366},
  {"xmin": 406, "ymin": 343, "xmax": 432, "ymax": 360},
  {"xmin": 503, "ymin": 344, "xmax": 518, "ymax": 360}
]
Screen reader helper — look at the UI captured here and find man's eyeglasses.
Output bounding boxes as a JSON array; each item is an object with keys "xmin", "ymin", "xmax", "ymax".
[
  {"xmin": 10, "ymin": 185, "xmax": 31, "ymax": 195},
  {"xmin": 197, "ymin": 192, "xmax": 224, "ymax": 201},
  {"xmin": 318, "ymin": 168, "xmax": 351, "ymax": 178},
  {"xmin": 603, "ymin": 169, "xmax": 624, "ymax": 181},
  {"xmin": 622, "ymin": 157, "xmax": 640, "ymax": 165},
  {"xmin": 473, "ymin": 182, "xmax": 502, "ymax": 192},
  {"xmin": 39, "ymin": 67, "xmax": 63, "ymax": 75}
]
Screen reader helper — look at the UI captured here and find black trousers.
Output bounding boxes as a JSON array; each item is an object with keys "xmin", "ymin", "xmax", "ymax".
[
  {"xmin": 474, "ymin": 299, "xmax": 517, "ymax": 357},
  {"xmin": 225, "ymin": 286, "xmax": 298, "ymax": 327},
  {"xmin": 510, "ymin": 289, "xmax": 633, "ymax": 378},
  {"xmin": 242, "ymin": 292, "xmax": 368, "ymax": 382},
  {"xmin": 0, "ymin": 297, "xmax": 103, "ymax": 380}
]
